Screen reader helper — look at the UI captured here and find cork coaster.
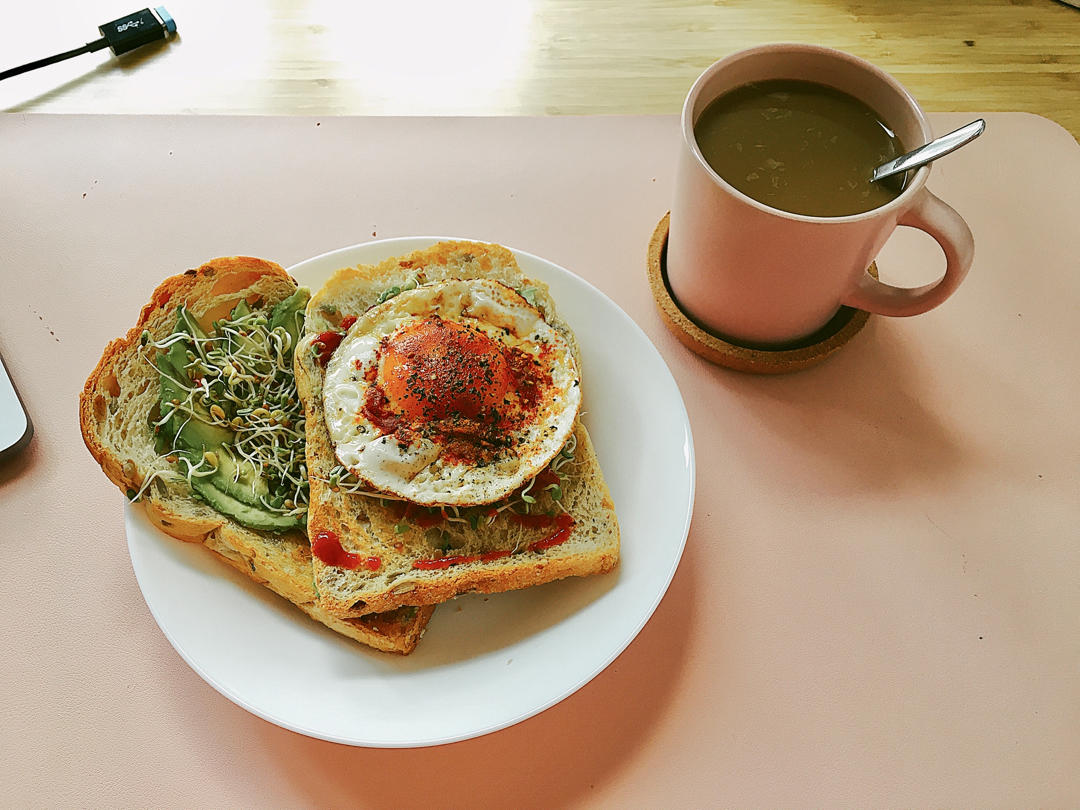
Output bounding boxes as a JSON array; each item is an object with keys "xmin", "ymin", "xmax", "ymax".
[{"xmin": 647, "ymin": 213, "xmax": 874, "ymax": 374}]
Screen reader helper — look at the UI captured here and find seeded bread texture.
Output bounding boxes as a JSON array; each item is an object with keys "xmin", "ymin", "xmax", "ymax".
[
  {"xmin": 79, "ymin": 257, "xmax": 433, "ymax": 654},
  {"xmin": 296, "ymin": 241, "xmax": 620, "ymax": 616}
]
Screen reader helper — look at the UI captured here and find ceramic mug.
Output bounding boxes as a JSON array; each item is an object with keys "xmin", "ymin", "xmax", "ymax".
[{"xmin": 667, "ymin": 44, "xmax": 975, "ymax": 347}]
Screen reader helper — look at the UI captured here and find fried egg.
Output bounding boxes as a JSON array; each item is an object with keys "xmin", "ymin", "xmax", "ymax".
[{"xmin": 322, "ymin": 278, "xmax": 581, "ymax": 506}]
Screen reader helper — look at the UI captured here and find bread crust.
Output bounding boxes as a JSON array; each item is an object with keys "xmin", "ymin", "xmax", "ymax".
[
  {"xmin": 297, "ymin": 242, "xmax": 621, "ymax": 616},
  {"xmin": 80, "ymin": 257, "xmax": 432, "ymax": 654}
]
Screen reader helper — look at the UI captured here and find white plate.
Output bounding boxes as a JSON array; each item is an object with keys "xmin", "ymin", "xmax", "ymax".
[{"xmin": 127, "ymin": 237, "xmax": 695, "ymax": 747}]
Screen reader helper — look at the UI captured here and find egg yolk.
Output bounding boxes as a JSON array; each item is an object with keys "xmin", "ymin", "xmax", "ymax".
[{"xmin": 377, "ymin": 316, "xmax": 511, "ymax": 423}]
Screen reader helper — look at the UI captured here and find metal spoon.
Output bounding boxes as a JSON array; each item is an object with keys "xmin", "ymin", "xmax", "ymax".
[{"xmin": 872, "ymin": 119, "xmax": 986, "ymax": 183}]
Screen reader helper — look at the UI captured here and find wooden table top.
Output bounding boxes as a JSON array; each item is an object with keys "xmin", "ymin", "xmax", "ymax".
[{"xmin": 2, "ymin": 0, "xmax": 1078, "ymax": 137}]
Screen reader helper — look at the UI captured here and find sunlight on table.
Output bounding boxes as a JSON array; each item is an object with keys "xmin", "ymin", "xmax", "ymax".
[{"xmin": 0, "ymin": 0, "xmax": 1077, "ymax": 136}]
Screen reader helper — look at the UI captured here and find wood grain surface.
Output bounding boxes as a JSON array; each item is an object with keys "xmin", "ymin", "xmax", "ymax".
[{"xmin": 1, "ymin": 0, "xmax": 1077, "ymax": 136}]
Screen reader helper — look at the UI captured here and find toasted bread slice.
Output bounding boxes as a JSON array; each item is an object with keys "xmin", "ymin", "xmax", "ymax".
[
  {"xmin": 296, "ymin": 241, "xmax": 620, "ymax": 616},
  {"xmin": 80, "ymin": 257, "xmax": 434, "ymax": 654}
]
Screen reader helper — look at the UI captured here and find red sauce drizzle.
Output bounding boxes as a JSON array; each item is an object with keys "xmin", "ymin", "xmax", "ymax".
[
  {"xmin": 413, "ymin": 549, "xmax": 512, "ymax": 571},
  {"xmin": 532, "ymin": 467, "xmax": 561, "ymax": 489},
  {"xmin": 312, "ymin": 531, "xmax": 381, "ymax": 570},
  {"xmin": 409, "ymin": 509, "xmax": 445, "ymax": 529},
  {"xmin": 410, "ymin": 513, "xmax": 575, "ymax": 570},
  {"xmin": 527, "ymin": 512, "xmax": 576, "ymax": 552},
  {"xmin": 361, "ymin": 384, "xmax": 402, "ymax": 434},
  {"xmin": 313, "ymin": 330, "xmax": 344, "ymax": 365},
  {"xmin": 508, "ymin": 512, "xmax": 559, "ymax": 529},
  {"xmin": 312, "ymin": 530, "xmax": 356, "ymax": 568},
  {"xmin": 389, "ymin": 501, "xmax": 446, "ymax": 528}
]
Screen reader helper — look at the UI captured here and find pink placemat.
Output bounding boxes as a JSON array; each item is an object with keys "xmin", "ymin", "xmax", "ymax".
[{"xmin": 0, "ymin": 112, "xmax": 1077, "ymax": 807}]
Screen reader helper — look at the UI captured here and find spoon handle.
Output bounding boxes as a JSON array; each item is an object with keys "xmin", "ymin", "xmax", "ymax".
[{"xmin": 872, "ymin": 119, "xmax": 986, "ymax": 183}]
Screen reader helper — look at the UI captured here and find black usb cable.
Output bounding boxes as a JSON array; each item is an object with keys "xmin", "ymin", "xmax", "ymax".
[{"xmin": 0, "ymin": 7, "xmax": 177, "ymax": 81}]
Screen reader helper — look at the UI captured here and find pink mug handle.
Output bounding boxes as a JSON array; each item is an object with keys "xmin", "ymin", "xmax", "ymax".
[{"xmin": 841, "ymin": 189, "xmax": 975, "ymax": 316}]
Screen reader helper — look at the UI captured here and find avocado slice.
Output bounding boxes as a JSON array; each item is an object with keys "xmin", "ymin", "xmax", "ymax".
[
  {"xmin": 155, "ymin": 354, "xmax": 185, "ymax": 442},
  {"xmin": 189, "ymin": 472, "xmax": 303, "ymax": 533},
  {"xmin": 178, "ymin": 416, "xmax": 235, "ymax": 457},
  {"xmin": 269, "ymin": 288, "xmax": 310, "ymax": 356},
  {"xmin": 212, "ymin": 449, "xmax": 271, "ymax": 508},
  {"xmin": 163, "ymin": 338, "xmax": 191, "ymax": 384},
  {"xmin": 176, "ymin": 306, "xmax": 207, "ymax": 340},
  {"xmin": 156, "ymin": 318, "xmax": 233, "ymax": 451},
  {"xmin": 155, "ymin": 300, "xmax": 307, "ymax": 534},
  {"xmin": 225, "ymin": 299, "xmax": 268, "ymax": 358},
  {"xmin": 158, "ymin": 366, "xmax": 234, "ymax": 451}
]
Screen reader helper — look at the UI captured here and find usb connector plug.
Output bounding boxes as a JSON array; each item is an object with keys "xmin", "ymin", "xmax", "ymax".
[
  {"xmin": 99, "ymin": 7, "xmax": 177, "ymax": 56},
  {"xmin": 0, "ymin": 7, "xmax": 177, "ymax": 81}
]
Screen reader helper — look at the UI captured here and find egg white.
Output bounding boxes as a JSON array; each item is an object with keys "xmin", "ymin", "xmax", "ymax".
[{"xmin": 322, "ymin": 278, "xmax": 581, "ymax": 506}]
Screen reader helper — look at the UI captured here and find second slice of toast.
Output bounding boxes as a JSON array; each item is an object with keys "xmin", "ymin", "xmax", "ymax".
[{"xmin": 296, "ymin": 241, "xmax": 620, "ymax": 616}]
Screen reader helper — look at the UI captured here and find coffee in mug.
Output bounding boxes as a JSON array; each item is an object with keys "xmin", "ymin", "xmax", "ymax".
[
  {"xmin": 694, "ymin": 79, "xmax": 906, "ymax": 217},
  {"xmin": 667, "ymin": 44, "xmax": 975, "ymax": 348}
]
